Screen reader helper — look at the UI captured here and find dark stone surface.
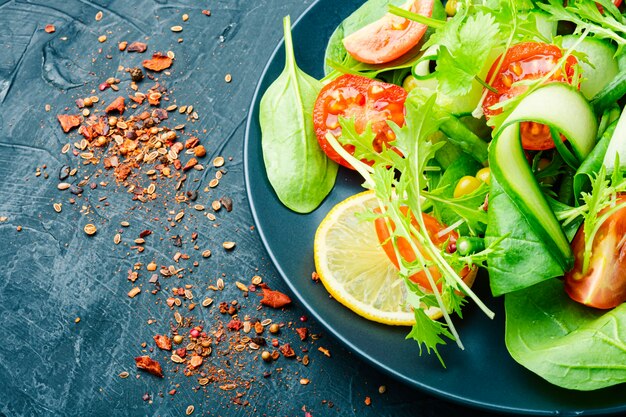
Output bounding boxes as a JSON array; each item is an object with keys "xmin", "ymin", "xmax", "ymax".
[{"xmin": 0, "ymin": 1, "xmax": 509, "ymax": 416}]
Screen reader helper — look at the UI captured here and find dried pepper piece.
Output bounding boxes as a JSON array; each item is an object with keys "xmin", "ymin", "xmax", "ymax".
[
  {"xmin": 135, "ymin": 355, "xmax": 164, "ymax": 377},
  {"xmin": 44, "ymin": 24, "xmax": 56, "ymax": 33},
  {"xmin": 279, "ymin": 343, "xmax": 295, "ymax": 358},
  {"xmin": 127, "ymin": 41, "xmax": 148, "ymax": 53},
  {"xmin": 295, "ymin": 327, "xmax": 308, "ymax": 341},
  {"xmin": 259, "ymin": 288, "xmax": 291, "ymax": 309},
  {"xmin": 142, "ymin": 53, "xmax": 173, "ymax": 72},
  {"xmin": 57, "ymin": 114, "xmax": 82, "ymax": 133},
  {"xmin": 153, "ymin": 334, "xmax": 172, "ymax": 351},
  {"xmin": 105, "ymin": 96, "xmax": 126, "ymax": 114}
]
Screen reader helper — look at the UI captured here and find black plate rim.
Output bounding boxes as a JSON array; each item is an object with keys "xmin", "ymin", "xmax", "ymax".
[{"xmin": 242, "ymin": 2, "xmax": 626, "ymax": 415}]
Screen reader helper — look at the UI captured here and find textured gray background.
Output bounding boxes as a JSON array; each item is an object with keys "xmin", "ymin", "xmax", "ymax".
[{"xmin": 0, "ymin": 0, "xmax": 506, "ymax": 416}]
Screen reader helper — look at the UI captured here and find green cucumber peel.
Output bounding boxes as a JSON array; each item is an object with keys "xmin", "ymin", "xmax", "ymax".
[{"xmin": 490, "ymin": 83, "xmax": 597, "ymax": 271}]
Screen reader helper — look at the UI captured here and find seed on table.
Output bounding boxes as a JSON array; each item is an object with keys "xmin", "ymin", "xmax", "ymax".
[
  {"xmin": 235, "ymin": 281, "xmax": 248, "ymax": 292},
  {"xmin": 193, "ymin": 204, "xmax": 205, "ymax": 211},
  {"xmin": 261, "ymin": 318, "xmax": 272, "ymax": 326},
  {"xmin": 269, "ymin": 323, "xmax": 279, "ymax": 334},
  {"xmin": 251, "ymin": 275, "xmax": 262, "ymax": 285},
  {"xmin": 174, "ymin": 311, "xmax": 183, "ymax": 324},
  {"xmin": 211, "ymin": 201, "xmax": 221, "ymax": 211},
  {"xmin": 95, "ymin": 11, "xmax": 103, "ymax": 21},
  {"xmin": 118, "ymin": 371, "xmax": 129, "ymax": 378},
  {"xmin": 186, "ymin": 405, "xmax": 194, "ymax": 415},
  {"xmin": 114, "ymin": 234, "xmax": 121, "ymax": 245},
  {"xmin": 182, "ymin": 13, "xmax": 189, "ymax": 21},
  {"xmin": 98, "ymin": 35, "xmax": 107, "ymax": 43},
  {"xmin": 57, "ymin": 182, "xmax": 71, "ymax": 190},
  {"xmin": 61, "ymin": 143, "xmax": 71, "ymax": 154},
  {"xmin": 173, "ymin": 335, "xmax": 184, "ymax": 344},
  {"xmin": 167, "ymin": 50, "xmax": 175, "ymax": 59},
  {"xmin": 261, "ymin": 351, "xmax": 271, "ymax": 362},
  {"xmin": 213, "ymin": 156, "xmax": 224, "ymax": 167},
  {"xmin": 202, "ymin": 298, "xmax": 213, "ymax": 307},
  {"xmin": 175, "ymin": 211, "xmax": 184, "ymax": 222},
  {"xmin": 171, "ymin": 25, "xmax": 183, "ymax": 32},
  {"xmin": 378, "ymin": 385, "xmax": 387, "ymax": 394},
  {"xmin": 209, "ymin": 179, "xmax": 219, "ymax": 188},
  {"xmin": 302, "ymin": 355, "xmax": 310, "ymax": 366},
  {"xmin": 300, "ymin": 378, "xmax": 310, "ymax": 385},
  {"xmin": 58, "ymin": 165, "xmax": 70, "ymax": 180},
  {"xmin": 84, "ymin": 224, "xmax": 97, "ymax": 235},
  {"xmin": 53, "ymin": 203, "xmax": 62, "ymax": 213},
  {"xmin": 224, "ymin": 74, "xmax": 232, "ymax": 83},
  {"xmin": 147, "ymin": 262, "xmax": 157, "ymax": 271},
  {"xmin": 134, "ymin": 238, "xmax": 145, "ymax": 244},
  {"xmin": 216, "ymin": 278, "xmax": 224, "ymax": 290},
  {"xmin": 184, "ymin": 289, "xmax": 193, "ymax": 299},
  {"xmin": 201, "ymin": 249, "xmax": 211, "ymax": 258},
  {"xmin": 146, "ymin": 183, "xmax": 156, "ymax": 194},
  {"xmin": 179, "ymin": 105, "xmax": 187, "ymax": 113},
  {"xmin": 121, "ymin": 221, "xmax": 130, "ymax": 227},
  {"xmin": 222, "ymin": 241, "xmax": 235, "ymax": 250}
]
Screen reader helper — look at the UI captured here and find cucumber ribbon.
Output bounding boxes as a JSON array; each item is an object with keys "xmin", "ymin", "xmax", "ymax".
[{"xmin": 489, "ymin": 83, "xmax": 597, "ymax": 271}]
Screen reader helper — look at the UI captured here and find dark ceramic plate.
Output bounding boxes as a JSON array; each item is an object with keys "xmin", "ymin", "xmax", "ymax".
[{"xmin": 243, "ymin": 1, "xmax": 626, "ymax": 415}]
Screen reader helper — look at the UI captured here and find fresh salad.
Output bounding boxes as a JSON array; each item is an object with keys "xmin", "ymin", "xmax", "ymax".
[{"xmin": 259, "ymin": 0, "xmax": 626, "ymax": 391}]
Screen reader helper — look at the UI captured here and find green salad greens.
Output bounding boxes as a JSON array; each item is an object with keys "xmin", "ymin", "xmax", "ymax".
[{"xmin": 259, "ymin": 0, "xmax": 626, "ymax": 391}]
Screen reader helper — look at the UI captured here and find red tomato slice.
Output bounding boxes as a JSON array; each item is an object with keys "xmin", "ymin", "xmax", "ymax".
[
  {"xmin": 482, "ymin": 42, "xmax": 577, "ymax": 151},
  {"xmin": 343, "ymin": 0, "xmax": 434, "ymax": 64},
  {"xmin": 565, "ymin": 196, "xmax": 626, "ymax": 309},
  {"xmin": 374, "ymin": 206, "xmax": 475, "ymax": 292},
  {"xmin": 313, "ymin": 74, "xmax": 407, "ymax": 169}
]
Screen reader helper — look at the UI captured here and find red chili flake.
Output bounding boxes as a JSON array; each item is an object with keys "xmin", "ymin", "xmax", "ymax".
[
  {"xmin": 57, "ymin": 114, "xmax": 81, "ymax": 133},
  {"xmin": 296, "ymin": 327, "xmax": 308, "ymax": 341},
  {"xmin": 279, "ymin": 343, "xmax": 295, "ymax": 358},
  {"xmin": 130, "ymin": 95, "xmax": 145, "ymax": 104},
  {"xmin": 134, "ymin": 356, "xmax": 164, "ymax": 377},
  {"xmin": 142, "ymin": 53, "xmax": 173, "ymax": 72},
  {"xmin": 259, "ymin": 288, "xmax": 291, "ymax": 309},
  {"xmin": 227, "ymin": 319, "xmax": 243, "ymax": 331},
  {"xmin": 127, "ymin": 41, "xmax": 148, "ymax": 53},
  {"xmin": 202, "ymin": 9, "xmax": 211, "ymax": 16},
  {"xmin": 176, "ymin": 347, "xmax": 186, "ymax": 358},
  {"xmin": 153, "ymin": 334, "xmax": 172, "ymax": 351},
  {"xmin": 115, "ymin": 164, "xmax": 132, "ymax": 181},
  {"xmin": 173, "ymin": 159, "xmax": 182, "ymax": 170},
  {"xmin": 139, "ymin": 230, "xmax": 152, "ymax": 238},
  {"xmin": 44, "ymin": 24, "xmax": 56, "ymax": 33},
  {"xmin": 182, "ymin": 158, "xmax": 198, "ymax": 171},
  {"xmin": 364, "ymin": 397, "xmax": 372, "ymax": 406},
  {"xmin": 99, "ymin": 82, "xmax": 110, "ymax": 91},
  {"xmin": 184, "ymin": 137, "xmax": 199, "ymax": 149},
  {"xmin": 105, "ymin": 96, "xmax": 126, "ymax": 114},
  {"xmin": 127, "ymin": 270, "xmax": 138, "ymax": 282}
]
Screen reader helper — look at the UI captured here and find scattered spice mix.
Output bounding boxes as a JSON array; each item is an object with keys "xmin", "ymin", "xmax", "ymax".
[{"xmin": 45, "ymin": 9, "xmax": 331, "ymax": 414}]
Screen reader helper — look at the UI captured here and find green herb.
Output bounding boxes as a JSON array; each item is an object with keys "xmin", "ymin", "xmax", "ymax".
[
  {"xmin": 505, "ymin": 279, "xmax": 626, "ymax": 390},
  {"xmin": 424, "ymin": 11, "xmax": 500, "ymax": 96},
  {"xmin": 259, "ymin": 16, "xmax": 338, "ymax": 213},
  {"xmin": 325, "ymin": 95, "xmax": 495, "ymax": 364}
]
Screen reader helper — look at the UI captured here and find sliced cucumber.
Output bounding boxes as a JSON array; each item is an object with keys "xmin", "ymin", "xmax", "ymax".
[
  {"xmin": 603, "ymin": 107, "xmax": 626, "ymax": 172},
  {"xmin": 562, "ymin": 35, "xmax": 618, "ymax": 100},
  {"xmin": 490, "ymin": 83, "xmax": 597, "ymax": 269}
]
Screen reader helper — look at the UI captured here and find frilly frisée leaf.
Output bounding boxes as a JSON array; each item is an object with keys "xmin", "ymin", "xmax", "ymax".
[{"xmin": 260, "ymin": 16, "xmax": 338, "ymax": 213}]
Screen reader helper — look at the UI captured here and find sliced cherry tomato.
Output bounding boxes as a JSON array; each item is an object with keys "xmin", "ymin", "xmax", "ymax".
[
  {"xmin": 313, "ymin": 74, "xmax": 407, "ymax": 169},
  {"xmin": 482, "ymin": 42, "xmax": 577, "ymax": 151},
  {"xmin": 565, "ymin": 195, "xmax": 626, "ymax": 309},
  {"xmin": 374, "ymin": 206, "xmax": 475, "ymax": 292},
  {"xmin": 343, "ymin": 0, "xmax": 434, "ymax": 64},
  {"xmin": 597, "ymin": 0, "xmax": 622, "ymax": 13}
]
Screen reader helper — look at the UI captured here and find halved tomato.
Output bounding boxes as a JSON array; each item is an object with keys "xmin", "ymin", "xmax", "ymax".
[
  {"xmin": 343, "ymin": 0, "xmax": 434, "ymax": 64},
  {"xmin": 374, "ymin": 206, "xmax": 475, "ymax": 292},
  {"xmin": 482, "ymin": 42, "xmax": 577, "ymax": 151},
  {"xmin": 565, "ymin": 195, "xmax": 626, "ymax": 309},
  {"xmin": 313, "ymin": 74, "xmax": 406, "ymax": 169}
]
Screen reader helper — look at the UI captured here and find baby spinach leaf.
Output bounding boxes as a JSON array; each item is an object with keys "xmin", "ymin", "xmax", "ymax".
[
  {"xmin": 260, "ymin": 16, "xmax": 338, "ymax": 213},
  {"xmin": 506, "ymin": 279, "xmax": 626, "ymax": 390},
  {"xmin": 485, "ymin": 176, "xmax": 565, "ymax": 296}
]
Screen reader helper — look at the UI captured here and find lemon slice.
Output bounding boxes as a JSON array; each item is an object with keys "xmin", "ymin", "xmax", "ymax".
[{"xmin": 314, "ymin": 190, "xmax": 441, "ymax": 326}]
